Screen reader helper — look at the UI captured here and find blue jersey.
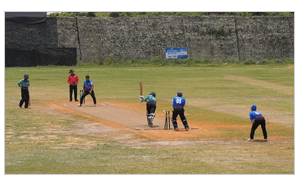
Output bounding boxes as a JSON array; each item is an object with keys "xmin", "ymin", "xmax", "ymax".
[
  {"xmin": 83, "ymin": 80, "xmax": 94, "ymax": 91},
  {"xmin": 172, "ymin": 96, "xmax": 186, "ymax": 108},
  {"xmin": 249, "ymin": 110, "xmax": 263, "ymax": 121}
]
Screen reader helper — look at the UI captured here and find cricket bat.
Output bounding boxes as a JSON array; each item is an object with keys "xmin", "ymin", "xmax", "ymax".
[
  {"xmin": 139, "ymin": 81, "xmax": 143, "ymax": 103},
  {"xmin": 139, "ymin": 81, "xmax": 142, "ymax": 96}
]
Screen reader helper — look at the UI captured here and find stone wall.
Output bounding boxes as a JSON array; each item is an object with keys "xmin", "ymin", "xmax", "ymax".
[{"xmin": 6, "ymin": 16, "xmax": 294, "ymax": 63}]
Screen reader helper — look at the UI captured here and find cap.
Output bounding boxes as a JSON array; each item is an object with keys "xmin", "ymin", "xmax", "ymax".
[
  {"xmin": 177, "ymin": 91, "xmax": 183, "ymax": 97},
  {"xmin": 251, "ymin": 105, "xmax": 257, "ymax": 110},
  {"xmin": 150, "ymin": 91, "xmax": 156, "ymax": 97},
  {"xmin": 24, "ymin": 74, "xmax": 29, "ymax": 78},
  {"xmin": 69, "ymin": 69, "xmax": 74, "ymax": 73},
  {"xmin": 86, "ymin": 75, "xmax": 90, "ymax": 78}
]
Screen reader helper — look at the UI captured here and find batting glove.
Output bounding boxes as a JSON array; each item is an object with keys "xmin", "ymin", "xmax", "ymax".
[{"xmin": 139, "ymin": 95, "xmax": 144, "ymax": 102}]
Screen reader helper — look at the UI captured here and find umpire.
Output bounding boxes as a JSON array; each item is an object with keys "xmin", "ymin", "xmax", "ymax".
[
  {"xmin": 68, "ymin": 69, "xmax": 79, "ymax": 102},
  {"xmin": 172, "ymin": 91, "xmax": 189, "ymax": 131},
  {"xmin": 18, "ymin": 74, "xmax": 30, "ymax": 108},
  {"xmin": 248, "ymin": 105, "xmax": 268, "ymax": 141}
]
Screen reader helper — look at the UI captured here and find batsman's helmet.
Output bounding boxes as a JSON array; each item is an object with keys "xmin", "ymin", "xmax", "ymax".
[
  {"xmin": 251, "ymin": 105, "xmax": 257, "ymax": 110},
  {"xmin": 177, "ymin": 91, "xmax": 183, "ymax": 97},
  {"xmin": 150, "ymin": 91, "xmax": 156, "ymax": 97},
  {"xmin": 24, "ymin": 74, "xmax": 29, "ymax": 78}
]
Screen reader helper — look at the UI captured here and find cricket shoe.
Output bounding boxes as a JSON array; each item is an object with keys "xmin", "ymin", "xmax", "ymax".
[
  {"xmin": 174, "ymin": 127, "xmax": 179, "ymax": 131},
  {"xmin": 185, "ymin": 127, "xmax": 189, "ymax": 131},
  {"xmin": 75, "ymin": 100, "xmax": 79, "ymax": 102},
  {"xmin": 94, "ymin": 104, "xmax": 97, "ymax": 107},
  {"xmin": 247, "ymin": 138, "xmax": 254, "ymax": 142},
  {"xmin": 77, "ymin": 104, "xmax": 82, "ymax": 107},
  {"xmin": 147, "ymin": 118, "xmax": 153, "ymax": 127}
]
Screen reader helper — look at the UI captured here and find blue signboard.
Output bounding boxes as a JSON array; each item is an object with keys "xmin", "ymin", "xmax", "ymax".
[{"xmin": 165, "ymin": 48, "xmax": 188, "ymax": 59}]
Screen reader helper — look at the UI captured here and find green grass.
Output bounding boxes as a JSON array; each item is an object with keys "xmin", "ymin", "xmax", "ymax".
[
  {"xmin": 5, "ymin": 65, "xmax": 294, "ymax": 174},
  {"xmin": 77, "ymin": 57, "xmax": 294, "ymax": 67}
]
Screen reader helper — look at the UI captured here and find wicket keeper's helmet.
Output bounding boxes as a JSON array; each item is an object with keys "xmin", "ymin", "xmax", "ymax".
[
  {"xmin": 150, "ymin": 92, "xmax": 156, "ymax": 97},
  {"xmin": 177, "ymin": 91, "xmax": 183, "ymax": 97},
  {"xmin": 251, "ymin": 105, "xmax": 257, "ymax": 110}
]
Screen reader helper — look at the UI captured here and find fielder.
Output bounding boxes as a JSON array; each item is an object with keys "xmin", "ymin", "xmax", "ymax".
[
  {"xmin": 18, "ymin": 74, "xmax": 30, "ymax": 108},
  {"xmin": 248, "ymin": 105, "xmax": 268, "ymax": 141},
  {"xmin": 140, "ymin": 92, "xmax": 157, "ymax": 127},
  {"xmin": 68, "ymin": 69, "xmax": 79, "ymax": 102},
  {"xmin": 172, "ymin": 91, "xmax": 189, "ymax": 131},
  {"xmin": 78, "ymin": 75, "xmax": 97, "ymax": 107}
]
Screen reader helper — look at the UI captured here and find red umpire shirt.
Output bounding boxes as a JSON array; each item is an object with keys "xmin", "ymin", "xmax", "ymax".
[{"xmin": 68, "ymin": 74, "xmax": 79, "ymax": 85}]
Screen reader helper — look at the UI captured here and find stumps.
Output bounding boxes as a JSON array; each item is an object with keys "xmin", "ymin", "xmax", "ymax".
[
  {"xmin": 80, "ymin": 89, "xmax": 85, "ymax": 104},
  {"xmin": 164, "ymin": 110, "xmax": 171, "ymax": 130}
]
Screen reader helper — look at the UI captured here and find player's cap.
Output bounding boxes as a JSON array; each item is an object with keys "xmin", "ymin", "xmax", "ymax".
[
  {"xmin": 86, "ymin": 75, "xmax": 90, "ymax": 78},
  {"xmin": 150, "ymin": 91, "xmax": 156, "ymax": 97},
  {"xmin": 251, "ymin": 105, "xmax": 256, "ymax": 110},
  {"xmin": 177, "ymin": 91, "xmax": 183, "ymax": 97},
  {"xmin": 69, "ymin": 69, "xmax": 74, "ymax": 73},
  {"xmin": 24, "ymin": 74, "xmax": 29, "ymax": 78}
]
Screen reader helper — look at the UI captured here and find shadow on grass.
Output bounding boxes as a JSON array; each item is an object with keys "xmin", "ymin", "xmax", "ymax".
[{"xmin": 253, "ymin": 140, "xmax": 268, "ymax": 142}]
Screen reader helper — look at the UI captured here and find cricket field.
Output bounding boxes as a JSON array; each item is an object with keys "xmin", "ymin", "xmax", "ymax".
[{"xmin": 5, "ymin": 65, "xmax": 294, "ymax": 174}]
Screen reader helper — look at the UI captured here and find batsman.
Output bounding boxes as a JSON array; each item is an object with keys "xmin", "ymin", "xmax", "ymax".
[
  {"xmin": 172, "ymin": 91, "xmax": 189, "ymax": 131},
  {"xmin": 139, "ymin": 92, "xmax": 157, "ymax": 127}
]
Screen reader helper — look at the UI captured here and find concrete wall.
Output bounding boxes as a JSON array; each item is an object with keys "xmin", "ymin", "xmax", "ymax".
[{"xmin": 6, "ymin": 16, "xmax": 294, "ymax": 63}]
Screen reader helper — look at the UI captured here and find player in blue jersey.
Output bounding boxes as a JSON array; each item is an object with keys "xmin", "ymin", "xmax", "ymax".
[
  {"xmin": 18, "ymin": 74, "xmax": 30, "ymax": 108},
  {"xmin": 78, "ymin": 75, "xmax": 97, "ymax": 107},
  {"xmin": 140, "ymin": 92, "xmax": 157, "ymax": 127},
  {"xmin": 172, "ymin": 91, "xmax": 189, "ymax": 131},
  {"xmin": 248, "ymin": 105, "xmax": 267, "ymax": 141}
]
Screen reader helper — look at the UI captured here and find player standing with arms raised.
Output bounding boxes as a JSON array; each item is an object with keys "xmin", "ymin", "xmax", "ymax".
[
  {"xmin": 140, "ymin": 92, "xmax": 157, "ymax": 127},
  {"xmin": 78, "ymin": 75, "xmax": 97, "ymax": 107},
  {"xmin": 18, "ymin": 74, "xmax": 30, "ymax": 108},
  {"xmin": 68, "ymin": 69, "xmax": 79, "ymax": 102},
  {"xmin": 248, "ymin": 105, "xmax": 268, "ymax": 141},
  {"xmin": 172, "ymin": 91, "xmax": 189, "ymax": 131}
]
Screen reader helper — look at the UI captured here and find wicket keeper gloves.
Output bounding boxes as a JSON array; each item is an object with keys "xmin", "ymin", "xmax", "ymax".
[{"xmin": 139, "ymin": 95, "xmax": 144, "ymax": 102}]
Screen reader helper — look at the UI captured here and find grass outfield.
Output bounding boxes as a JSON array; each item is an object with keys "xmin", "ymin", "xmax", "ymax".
[{"xmin": 5, "ymin": 65, "xmax": 294, "ymax": 174}]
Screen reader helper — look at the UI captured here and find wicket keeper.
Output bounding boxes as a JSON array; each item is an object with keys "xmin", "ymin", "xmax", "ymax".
[
  {"xmin": 248, "ymin": 105, "xmax": 268, "ymax": 141},
  {"xmin": 78, "ymin": 75, "xmax": 97, "ymax": 107},
  {"xmin": 18, "ymin": 74, "xmax": 30, "ymax": 108},
  {"xmin": 172, "ymin": 91, "xmax": 189, "ymax": 131},
  {"xmin": 140, "ymin": 92, "xmax": 157, "ymax": 127}
]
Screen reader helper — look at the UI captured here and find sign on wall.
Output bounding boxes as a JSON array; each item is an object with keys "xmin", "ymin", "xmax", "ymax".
[{"xmin": 165, "ymin": 48, "xmax": 188, "ymax": 59}]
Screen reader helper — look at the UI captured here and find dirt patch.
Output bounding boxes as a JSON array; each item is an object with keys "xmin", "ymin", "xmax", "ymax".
[
  {"xmin": 57, "ymin": 103, "xmax": 165, "ymax": 130},
  {"xmin": 46, "ymin": 100, "xmax": 292, "ymax": 143},
  {"xmin": 48, "ymin": 101, "xmax": 209, "ymax": 141},
  {"xmin": 224, "ymin": 75, "xmax": 294, "ymax": 95}
]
